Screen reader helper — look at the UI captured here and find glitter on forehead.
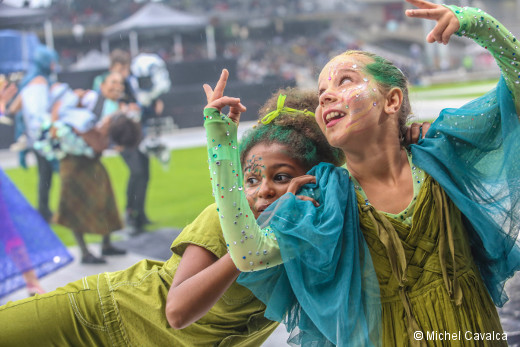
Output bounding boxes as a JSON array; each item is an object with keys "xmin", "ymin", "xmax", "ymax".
[
  {"xmin": 327, "ymin": 61, "xmax": 340, "ymax": 81},
  {"xmin": 323, "ymin": 57, "xmax": 363, "ymax": 82}
]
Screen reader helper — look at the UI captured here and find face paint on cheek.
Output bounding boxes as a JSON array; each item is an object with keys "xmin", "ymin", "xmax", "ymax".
[
  {"xmin": 341, "ymin": 84, "xmax": 379, "ymax": 134},
  {"xmin": 338, "ymin": 71, "xmax": 370, "ymax": 106},
  {"xmin": 246, "ymin": 187, "xmax": 260, "ymax": 199},
  {"xmin": 339, "ymin": 87, "xmax": 358, "ymax": 110},
  {"xmin": 244, "ymin": 155, "xmax": 264, "ymax": 201}
]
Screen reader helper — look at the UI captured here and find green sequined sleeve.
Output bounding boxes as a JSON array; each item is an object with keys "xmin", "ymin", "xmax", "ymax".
[
  {"xmin": 204, "ymin": 108, "xmax": 283, "ymax": 271},
  {"xmin": 447, "ymin": 5, "xmax": 520, "ymax": 105}
]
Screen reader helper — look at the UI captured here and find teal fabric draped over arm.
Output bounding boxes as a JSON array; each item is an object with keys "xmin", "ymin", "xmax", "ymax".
[
  {"xmin": 238, "ymin": 163, "xmax": 382, "ymax": 347},
  {"xmin": 410, "ymin": 5, "xmax": 520, "ymax": 307},
  {"xmin": 411, "ymin": 76, "xmax": 520, "ymax": 307}
]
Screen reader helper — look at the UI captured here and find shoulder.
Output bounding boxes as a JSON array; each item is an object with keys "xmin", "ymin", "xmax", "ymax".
[
  {"xmin": 29, "ymin": 75, "xmax": 48, "ymax": 86},
  {"xmin": 171, "ymin": 203, "xmax": 226, "ymax": 258}
]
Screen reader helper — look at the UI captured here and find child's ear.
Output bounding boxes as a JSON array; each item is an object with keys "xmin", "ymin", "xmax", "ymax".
[{"xmin": 384, "ymin": 87, "xmax": 403, "ymax": 115}]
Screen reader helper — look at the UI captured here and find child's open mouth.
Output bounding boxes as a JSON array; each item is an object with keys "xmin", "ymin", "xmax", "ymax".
[{"xmin": 324, "ymin": 110, "xmax": 346, "ymax": 127}]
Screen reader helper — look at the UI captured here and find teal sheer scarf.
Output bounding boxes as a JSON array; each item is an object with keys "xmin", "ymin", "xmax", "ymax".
[
  {"xmin": 238, "ymin": 163, "xmax": 382, "ymax": 346},
  {"xmin": 410, "ymin": 76, "xmax": 520, "ymax": 306}
]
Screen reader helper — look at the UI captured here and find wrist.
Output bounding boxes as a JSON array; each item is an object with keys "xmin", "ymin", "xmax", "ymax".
[
  {"xmin": 444, "ymin": 5, "xmax": 476, "ymax": 38},
  {"xmin": 203, "ymin": 107, "xmax": 222, "ymax": 120}
]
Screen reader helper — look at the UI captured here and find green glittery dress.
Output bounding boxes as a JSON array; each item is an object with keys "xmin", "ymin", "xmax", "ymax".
[{"xmin": 204, "ymin": 5, "xmax": 518, "ymax": 347}]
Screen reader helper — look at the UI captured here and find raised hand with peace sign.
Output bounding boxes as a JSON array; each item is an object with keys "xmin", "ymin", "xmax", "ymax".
[{"xmin": 203, "ymin": 69, "xmax": 246, "ymax": 124}]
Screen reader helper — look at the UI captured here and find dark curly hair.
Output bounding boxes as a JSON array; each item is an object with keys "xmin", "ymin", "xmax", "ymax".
[
  {"xmin": 109, "ymin": 113, "xmax": 142, "ymax": 148},
  {"xmin": 239, "ymin": 87, "xmax": 345, "ymax": 171}
]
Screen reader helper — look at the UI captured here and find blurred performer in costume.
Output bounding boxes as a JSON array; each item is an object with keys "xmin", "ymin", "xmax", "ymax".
[
  {"xmin": 12, "ymin": 45, "xmax": 60, "ymax": 222},
  {"xmin": 123, "ymin": 53, "xmax": 171, "ymax": 234},
  {"xmin": 36, "ymin": 76, "xmax": 140, "ymax": 264},
  {"xmin": 92, "ymin": 49, "xmax": 137, "ymax": 104}
]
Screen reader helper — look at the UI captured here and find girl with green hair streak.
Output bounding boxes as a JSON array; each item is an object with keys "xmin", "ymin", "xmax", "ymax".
[{"xmin": 204, "ymin": 0, "xmax": 520, "ymax": 346}]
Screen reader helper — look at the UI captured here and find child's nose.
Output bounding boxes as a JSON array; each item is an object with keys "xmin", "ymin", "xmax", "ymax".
[
  {"xmin": 320, "ymin": 91, "xmax": 338, "ymax": 107},
  {"xmin": 258, "ymin": 181, "xmax": 275, "ymax": 199}
]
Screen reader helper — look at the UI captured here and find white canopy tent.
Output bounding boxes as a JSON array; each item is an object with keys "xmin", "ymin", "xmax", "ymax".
[
  {"xmin": 102, "ymin": 3, "xmax": 214, "ymax": 61},
  {"xmin": 69, "ymin": 50, "xmax": 110, "ymax": 71}
]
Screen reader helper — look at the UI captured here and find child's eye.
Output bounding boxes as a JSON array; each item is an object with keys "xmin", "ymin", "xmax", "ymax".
[
  {"xmin": 274, "ymin": 173, "xmax": 292, "ymax": 183},
  {"xmin": 246, "ymin": 177, "xmax": 259, "ymax": 186},
  {"xmin": 340, "ymin": 76, "xmax": 353, "ymax": 85}
]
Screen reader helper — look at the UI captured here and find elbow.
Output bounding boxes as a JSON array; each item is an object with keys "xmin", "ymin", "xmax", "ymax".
[
  {"xmin": 229, "ymin": 255, "xmax": 249, "ymax": 272},
  {"xmin": 165, "ymin": 301, "xmax": 192, "ymax": 330}
]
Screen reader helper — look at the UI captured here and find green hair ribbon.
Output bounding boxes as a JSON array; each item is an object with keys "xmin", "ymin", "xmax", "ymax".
[{"xmin": 260, "ymin": 94, "xmax": 315, "ymax": 125}]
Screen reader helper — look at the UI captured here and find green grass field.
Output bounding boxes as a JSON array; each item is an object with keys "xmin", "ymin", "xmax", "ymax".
[
  {"xmin": 410, "ymin": 78, "xmax": 498, "ymax": 92},
  {"xmin": 4, "ymin": 147, "xmax": 214, "ymax": 246},
  {"xmin": 409, "ymin": 78, "xmax": 499, "ymax": 100}
]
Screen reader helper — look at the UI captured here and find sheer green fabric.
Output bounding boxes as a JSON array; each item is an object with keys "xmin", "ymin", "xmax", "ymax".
[{"xmin": 204, "ymin": 112, "xmax": 282, "ymax": 271}]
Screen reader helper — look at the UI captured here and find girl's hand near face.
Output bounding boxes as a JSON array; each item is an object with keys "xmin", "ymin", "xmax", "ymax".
[
  {"xmin": 203, "ymin": 69, "xmax": 246, "ymax": 124},
  {"xmin": 405, "ymin": 0, "xmax": 460, "ymax": 45},
  {"xmin": 287, "ymin": 175, "xmax": 320, "ymax": 207},
  {"xmin": 406, "ymin": 121, "xmax": 431, "ymax": 145}
]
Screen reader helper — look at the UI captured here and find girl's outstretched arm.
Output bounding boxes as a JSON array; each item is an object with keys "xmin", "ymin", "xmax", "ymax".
[
  {"xmin": 203, "ymin": 70, "xmax": 283, "ymax": 272},
  {"xmin": 203, "ymin": 71, "xmax": 322, "ymax": 271},
  {"xmin": 406, "ymin": 0, "xmax": 520, "ymax": 112},
  {"xmin": 166, "ymin": 245, "xmax": 239, "ymax": 329}
]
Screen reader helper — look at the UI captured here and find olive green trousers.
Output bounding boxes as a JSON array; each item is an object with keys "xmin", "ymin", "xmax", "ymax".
[{"xmin": 0, "ymin": 259, "xmax": 170, "ymax": 347}]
